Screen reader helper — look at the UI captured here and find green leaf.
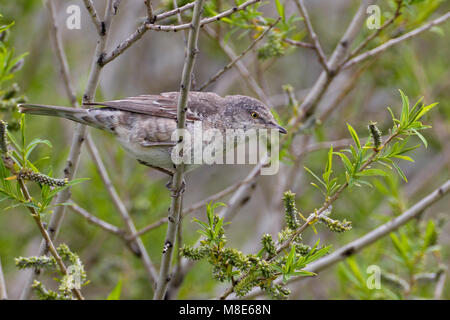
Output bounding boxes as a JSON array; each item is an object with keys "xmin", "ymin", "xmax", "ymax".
[
  {"xmin": 107, "ymin": 277, "xmax": 122, "ymax": 300},
  {"xmin": 347, "ymin": 123, "xmax": 361, "ymax": 150},
  {"xmin": 356, "ymin": 169, "xmax": 389, "ymax": 177},
  {"xmin": 392, "ymin": 155, "xmax": 414, "ymax": 162},
  {"xmin": 399, "ymin": 89, "xmax": 410, "ymax": 126},
  {"xmin": 414, "ymin": 102, "xmax": 438, "ymax": 122},
  {"xmin": 391, "ymin": 161, "xmax": 408, "ymax": 182},
  {"xmin": 275, "ymin": 0, "xmax": 285, "ymax": 21},
  {"xmin": 411, "ymin": 129, "xmax": 428, "ymax": 148},
  {"xmin": 304, "ymin": 166, "xmax": 326, "ymax": 188}
]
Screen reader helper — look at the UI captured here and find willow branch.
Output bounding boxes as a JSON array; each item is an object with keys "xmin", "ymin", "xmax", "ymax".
[
  {"xmin": 291, "ymin": 0, "xmax": 373, "ymax": 126},
  {"xmin": 294, "ymin": 0, "xmax": 329, "ymax": 73},
  {"xmin": 343, "ymin": 12, "xmax": 450, "ymax": 70},
  {"xmin": 153, "ymin": 0, "xmax": 205, "ymax": 300},
  {"xmin": 144, "ymin": 0, "xmax": 156, "ymax": 22},
  {"xmin": 198, "ymin": 18, "xmax": 280, "ymax": 91},
  {"xmin": 101, "ymin": 0, "xmax": 260, "ymax": 65},
  {"xmin": 146, "ymin": 0, "xmax": 261, "ymax": 32},
  {"xmin": 283, "ymin": 38, "xmax": 315, "ymax": 49},
  {"xmin": 246, "ymin": 180, "xmax": 449, "ymax": 299},
  {"xmin": 82, "ymin": 0, "xmax": 103, "ymax": 35},
  {"xmin": 346, "ymin": 0, "xmax": 403, "ymax": 61},
  {"xmin": 0, "ymin": 258, "xmax": 7, "ymax": 300},
  {"xmin": 86, "ymin": 135, "xmax": 158, "ymax": 285},
  {"xmin": 20, "ymin": 0, "xmax": 115, "ymax": 300},
  {"xmin": 69, "ymin": 203, "xmax": 124, "ymax": 236},
  {"xmin": 204, "ymin": 25, "xmax": 271, "ymax": 107}
]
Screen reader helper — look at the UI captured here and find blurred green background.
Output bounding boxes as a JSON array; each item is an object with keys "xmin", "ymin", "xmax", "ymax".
[{"xmin": 0, "ymin": 0, "xmax": 449, "ymax": 299}]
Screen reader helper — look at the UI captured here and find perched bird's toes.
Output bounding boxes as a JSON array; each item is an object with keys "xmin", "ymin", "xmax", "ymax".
[{"xmin": 168, "ymin": 178, "xmax": 186, "ymax": 198}]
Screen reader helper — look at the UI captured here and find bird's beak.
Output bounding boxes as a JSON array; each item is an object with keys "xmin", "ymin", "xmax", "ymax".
[{"xmin": 270, "ymin": 122, "xmax": 287, "ymax": 134}]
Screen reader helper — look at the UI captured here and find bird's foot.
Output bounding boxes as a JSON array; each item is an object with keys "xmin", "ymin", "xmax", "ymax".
[{"xmin": 166, "ymin": 178, "xmax": 186, "ymax": 198}]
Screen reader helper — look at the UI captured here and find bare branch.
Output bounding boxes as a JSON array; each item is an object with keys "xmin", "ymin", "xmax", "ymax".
[
  {"xmin": 294, "ymin": 0, "xmax": 329, "ymax": 73},
  {"xmin": 292, "ymin": 0, "xmax": 374, "ymax": 126},
  {"xmin": 198, "ymin": 18, "xmax": 280, "ymax": 91},
  {"xmin": 283, "ymin": 38, "xmax": 315, "ymax": 49},
  {"xmin": 204, "ymin": 25, "xmax": 271, "ymax": 107},
  {"xmin": 101, "ymin": 0, "xmax": 260, "ymax": 65},
  {"xmin": 0, "ymin": 258, "xmax": 7, "ymax": 300},
  {"xmin": 82, "ymin": 0, "xmax": 103, "ymax": 35},
  {"xmin": 144, "ymin": 0, "xmax": 156, "ymax": 22},
  {"xmin": 146, "ymin": 0, "xmax": 261, "ymax": 32},
  {"xmin": 153, "ymin": 0, "xmax": 205, "ymax": 300},
  {"xmin": 346, "ymin": 0, "xmax": 403, "ymax": 61},
  {"xmin": 86, "ymin": 135, "xmax": 158, "ymax": 285},
  {"xmin": 69, "ymin": 203, "xmax": 124, "ymax": 236},
  {"xmin": 17, "ymin": 176, "xmax": 84, "ymax": 300},
  {"xmin": 20, "ymin": 0, "xmax": 116, "ymax": 300},
  {"xmin": 246, "ymin": 179, "xmax": 450, "ymax": 299},
  {"xmin": 45, "ymin": 0, "xmax": 78, "ymax": 106},
  {"xmin": 343, "ymin": 12, "xmax": 450, "ymax": 70}
]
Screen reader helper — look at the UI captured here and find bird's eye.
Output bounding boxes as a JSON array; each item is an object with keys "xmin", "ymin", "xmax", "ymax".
[{"xmin": 251, "ymin": 112, "xmax": 259, "ymax": 119}]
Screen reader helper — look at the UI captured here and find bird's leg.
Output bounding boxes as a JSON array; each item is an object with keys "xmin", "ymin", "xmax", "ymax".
[{"xmin": 137, "ymin": 160, "xmax": 185, "ymax": 196}]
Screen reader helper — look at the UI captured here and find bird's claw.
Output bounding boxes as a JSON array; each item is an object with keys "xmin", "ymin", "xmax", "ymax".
[{"xmin": 166, "ymin": 178, "xmax": 186, "ymax": 198}]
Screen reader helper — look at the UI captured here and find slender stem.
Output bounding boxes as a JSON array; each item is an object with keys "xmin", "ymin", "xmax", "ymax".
[
  {"xmin": 69, "ymin": 203, "xmax": 124, "ymax": 236},
  {"xmin": 82, "ymin": 0, "xmax": 103, "ymax": 35},
  {"xmin": 345, "ymin": 0, "xmax": 403, "ymax": 61},
  {"xmin": 153, "ymin": 0, "xmax": 205, "ymax": 300},
  {"xmin": 203, "ymin": 25, "xmax": 271, "ymax": 107},
  {"xmin": 86, "ymin": 135, "xmax": 158, "ymax": 284},
  {"xmin": 17, "ymin": 178, "xmax": 84, "ymax": 300},
  {"xmin": 221, "ymin": 131, "xmax": 399, "ymax": 299},
  {"xmin": 343, "ymin": 12, "xmax": 450, "ymax": 70},
  {"xmin": 101, "ymin": 0, "xmax": 260, "ymax": 65},
  {"xmin": 291, "ymin": 0, "xmax": 373, "ymax": 126},
  {"xmin": 294, "ymin": 0, "xmax": 329, "ymax": 73},
  {"xmin": 146, "ymin": 0, "xmax": 260, "ymax": 32},
  {"xmin": 0, "ymin": 257, "xmax": 7, "ymax": 300},
  {"xmin": 144, "ymin": 0, "xmax": 156, "ymax": 22},
  {"xmin": 235, "ymin": 180, "xmax": 450, "ymax": 300},
  {"xmin": 198, "ymin": 18, "xmax": 280, "ymax": 91},
  {"xmin": 20, "ymin": 0, "xmax": 115, "ymax": 300},
  {"xmin": 45, "ymin": 0, "xmax": 78, "ymax": 106},
  {"xmin": 283, "ymin": 38, "xmax": 315, "ymax": 49}
]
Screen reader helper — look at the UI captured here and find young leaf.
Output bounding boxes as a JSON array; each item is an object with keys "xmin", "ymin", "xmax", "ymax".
[{"xmin": 347, "ymin": 123, "xmax": 361, "ymax": 150}]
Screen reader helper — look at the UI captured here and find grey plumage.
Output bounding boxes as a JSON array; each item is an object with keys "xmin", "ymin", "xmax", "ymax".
[{"xmin": 19, "ymin": 92, "xmax": 287, "ymax": 173}]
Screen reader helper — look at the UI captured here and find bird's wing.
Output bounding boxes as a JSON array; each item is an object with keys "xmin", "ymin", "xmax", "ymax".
[{"xmin": 83, "ymin": 93, "xmax": 202, "ymax": 121}]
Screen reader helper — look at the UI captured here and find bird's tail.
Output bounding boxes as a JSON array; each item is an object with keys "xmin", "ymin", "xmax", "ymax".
[{"xmin": 18, "ymin": 104, "xmax": 114, "ymax": 131}]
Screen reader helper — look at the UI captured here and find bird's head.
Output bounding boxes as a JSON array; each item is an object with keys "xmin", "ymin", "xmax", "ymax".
[{"xmin": 223, "ymin": 95, "xmax": 287, "ymax": 134}]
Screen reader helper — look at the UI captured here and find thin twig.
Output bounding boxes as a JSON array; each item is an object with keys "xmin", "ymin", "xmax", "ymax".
[
  {"xmin": 343, "ymin": 12, "xmax": 450, "ymax": 70},
  {"xmin": 283, "ymin": 38, "xmax": 315, "ymax": 49},
  {"xmin": 146, "ymin": 0, "xmax": 261, "ymax": 32},
  {"xmin": 20, "ymin": 0, "xmax": 116, "ymax": 300},
  {"xmin": 82, "ymin": 0, "xmax": 103, "ymax": 35},
  {"xmin": 198, "ymin": 18, "xmax": 280, "ymax": 91},
  {"xmin": 243, "ymin": 179, "xmax": 450, "ymax": 299},
  {"xmin": 294, "ymin": 0, "xmax": 329, "ymax": 73},
  {"xmin": 69, "ymin": 203, "xmax": 123, "ymax": 236},
  {"xmin": 86, "ymin": 135, "xmax": 158, "ymax": 285},
  {"xmin": 144, "ymin": 0, "xmax": 156, "ymax": 22},
  {"xmin": 292, "ymin": 0, "xmax": 373, "ymax": 126},
  {"xmin": 345, "ymin": 0, "xmax": 403, "ymax": 61},
  {"xmin": 153, "ymin": 0, "xmax": 205, "ymax": 300},
  {"xmin": 203, "ymin": 25, "xmax": 271, "ymax": 107},
  {"xmin": 45, "ymin": 0, "xmax": 78, "ymax": 106},
  {"xmin": 16, "ymin": 177, "xmax": 85, "ymax": 300},
  {"xmin": 101, "ymin": 0, "xmax": 260, "ymax": 65},
  {"xmin": 434, "ymin": 268, "xmax": 447, "ymax": 299},
  {"xmin": 221, "ymin": 131, "xmax": 399, "ymax": 299},
  {"xmin": 0, "ymin": 257, "xmax": 7, "ymax": 300}
]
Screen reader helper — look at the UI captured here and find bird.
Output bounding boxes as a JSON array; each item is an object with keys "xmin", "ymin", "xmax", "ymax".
[{"xmin": 18, "ymin": 92, "xmax": 287, "ymax": 178}]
